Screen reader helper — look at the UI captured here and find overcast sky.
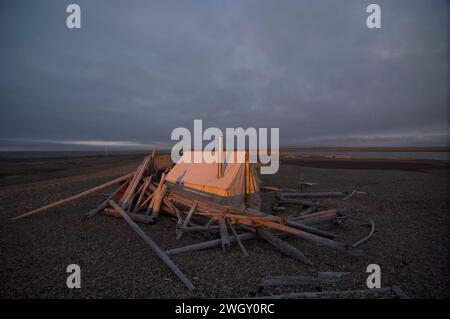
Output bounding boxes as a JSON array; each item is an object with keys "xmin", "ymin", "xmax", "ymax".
[{"xmin": 0, "ymin": 0, "xmax": 448, "ymax": 150}]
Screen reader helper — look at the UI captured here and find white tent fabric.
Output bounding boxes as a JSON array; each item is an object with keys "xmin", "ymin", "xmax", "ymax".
[{"xmin": 166, "ymin": 151, "xmax": 261, "ymax": 209}]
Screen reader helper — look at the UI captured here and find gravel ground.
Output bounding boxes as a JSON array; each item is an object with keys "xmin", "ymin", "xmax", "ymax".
[{"xmin": 0, "ymin": 155, "xmax": 449, "ymax": 298}]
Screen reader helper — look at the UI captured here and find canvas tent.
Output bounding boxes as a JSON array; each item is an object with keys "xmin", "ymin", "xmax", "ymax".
[{"xmin": 165, "ymin": 151, "xmax": 261, "ymax": 209}]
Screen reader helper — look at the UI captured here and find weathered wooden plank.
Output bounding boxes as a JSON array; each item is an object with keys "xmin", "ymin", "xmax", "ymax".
[{"xmin": 165, "ymin": 232, "xmax": 257, "ymax": 256}]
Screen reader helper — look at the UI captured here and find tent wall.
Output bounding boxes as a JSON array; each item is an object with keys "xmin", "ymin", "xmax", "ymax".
[{"xmin": 165, "ymin": 151, "xmax": 261, "ymax": 209}]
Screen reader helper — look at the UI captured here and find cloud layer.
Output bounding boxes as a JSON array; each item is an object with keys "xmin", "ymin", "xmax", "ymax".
[{"xmin": 0, "ymin": 0, "xmax": 448, "ymax": 148}]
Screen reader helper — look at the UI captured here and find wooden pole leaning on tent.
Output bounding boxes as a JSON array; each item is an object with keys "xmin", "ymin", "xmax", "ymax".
[
  {"xmin": 109, "ymin": 200, "xmax": 195, "ymax": 291},
  {"xmin": 120, "ymin": 155, "xmax": 151, "ymax": 206},
  {"xmin": 152, "ymin": 184, "xmax": 167, "ymax": 217},
  {"xmin": 120, "ymin": 148, "xmax": 156, "ymax": 210},
  {"xmin": 150, "ymin": 173, "xmax": 167, "ymax": 221},
  {"xmin": 134, "ymin": 175, "xmax": 152, "ymax": 211},
  {"xmin": 147, "ymin": 172, "xmax": 166, "ymax": 216},
  {"xmin": 176, "ymin": 202, "xmax": 198, "ymax": 239},
  {"xmin": 120, "ymin": 160, "xmax": 145, "ymax": 204},
  {"xmin": 11, "ymin": 173, "xmax": 132, "ymax": 220}
]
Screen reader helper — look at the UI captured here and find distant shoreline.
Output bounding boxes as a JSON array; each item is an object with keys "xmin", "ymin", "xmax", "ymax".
[
  {"xmin": 1, "ymin": 147, "xmax": 449, "ymax": 161},
  {"xmin": 282, "ymin": 147, "xmax": 450, "ymax": 153}
]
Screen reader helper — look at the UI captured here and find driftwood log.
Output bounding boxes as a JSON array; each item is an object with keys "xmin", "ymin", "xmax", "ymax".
[
  {"xmin": 12, "ymin": 173, "xmax": 132, "ymax": 220},
  {"xmin": 257, "ymin": 229, "xmax": 312, "ymax": 265},
  {"xmin": 226, "ymin": 219, "xmax": 249, "ymax": 257},
  {"xmin": 165, "ymin": 232, "xmax": 257, "ymax": 256},
  {"xmin": 281, "ymin": 191, "xmax": 367, "ymax": 199},
  {"xmin": 109, "ymin": 200, "xmax": 195, "ymax": 291}
]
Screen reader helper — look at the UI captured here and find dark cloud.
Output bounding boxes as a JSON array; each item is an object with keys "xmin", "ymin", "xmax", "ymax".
[{"xmin": 0, "ymin": 0, "xmax": 448, "ymax": 148}]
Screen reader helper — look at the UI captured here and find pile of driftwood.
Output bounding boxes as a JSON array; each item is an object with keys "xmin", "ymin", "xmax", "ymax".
[{"xmin": 12, "ymin": 150, "xmax": 374, "ymax": 291}]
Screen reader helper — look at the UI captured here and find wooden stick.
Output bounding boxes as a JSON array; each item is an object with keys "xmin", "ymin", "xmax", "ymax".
[
  {"xmin": 286, "ymin": 220, "xmax": 339, "ymax": 238},
  {"xmin": 256, "ymin": 220, "xmax": 359, "ymax": 256},
  {"xmin": 261, "ymin": 186, "xmax": 283, "ymax": 192},
  {"xmin": 86, "ymin": 181, "xmax": 129, "ymax": 217},
  {"xmin": 226, "ymin": 219, "xmax": 249, "ymax": 257},
  {"xmin": 134, "ymin": 175, "xmax": 152, "ymax": 210},
  {"xmin": 300, "ymin": 215, "xmax": 337, "ymax": 226},
  {"xmin": 120, "ymin": 160, "xmax": 145, "ymax": 203},
  {"xmin": 219, "ymin": 217, "xmax": 231, "ymax": 252},
  {"xmin": 176, "ymin": 202, "xmax": 198, "ymax": 239},
  {"xmin": 278, "ymin": 197, "xmax": 327, "ymax": 208},
  {"xmin": 238, "ymin": 224, "xmax": 257, "ymax": 233},
  {"xmin": 342, "ymin": 190, "xmax": 357, "ymax": 201},
  {"xmin": 150, "ymin": 184, "xmax": 167, "ymax": 220},
  {"xmin": 162, "ymin": 198, "xmax": 180, "ymax": 217},
  {"xmin": 165, "ymin": 232, "xmax": 257, "ymax": 256},
  {"xmin": 147, "ymin": 173, "xmax": 166, "ymax": 213},
  {"xmin": 180, "ymin": 225, "xmax": 221, "ymax": 231},
  {"xmin": 140, "ymin": 192, "xmax": 154, "ymax": 208},
  {"xmin": 149, "ymin": 148, "xmax": 156, "ymax": 173},
  {"xmin": 281, "ymin": 191, "xmax": 366, "ymax": 199},
  {"xmin": 126, "ymin": 180, "xmax": 146, "ymax": 212},
  {"xmin": 109, "ymin": 200, "xmax": 195, "ymax": 291},
  {"xmin": 182, "ymin": 202, "xmax": 198, "ymax": 228},
  {"xmin": 257, "ymin": 229, "xmax": 312, "ymax": 265},
  {"xmin": 12, "ymin": 174, "xmax": 132, "ymax": 220},
  {"xmin": 121, "ymin": 156, "xmax": 150, "ymax": 205},
  {"xmin": 297, "ymin": 209, "xmax": 337, "ymax": 220},
  {"xmin": 300, "ymin": 207, "xmax": 317, "ymax": 216},
  {"xmin": 351, "ymin": 217, "xmax": 375, "ymax": 247}
]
